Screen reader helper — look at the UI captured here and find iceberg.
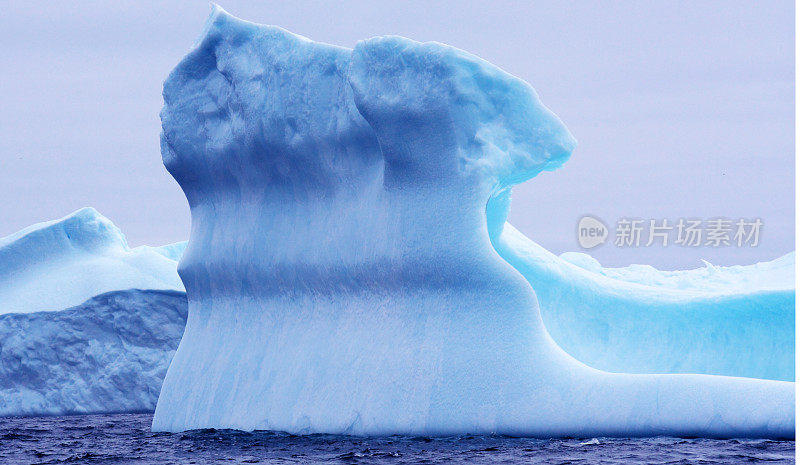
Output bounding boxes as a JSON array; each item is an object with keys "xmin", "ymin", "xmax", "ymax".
[
  {"xmin": 153, "ymin": 7, "xmax": 793, "ymax": 437},
  {"xmin": 0, "ymin": 207, "xmax": 185, "ymax": 315}
]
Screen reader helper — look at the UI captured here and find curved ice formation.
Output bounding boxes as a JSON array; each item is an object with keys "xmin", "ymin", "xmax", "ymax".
[
  {"xmin": 559, "ymin": 251, "xmax": 794, "ymax": 293},
  {"xmin": 497, "ymin": 229, "xmax": 795, "ymax": 381},
  {"xmin": 153, "ymin": 7, "xmax": 794, "ymax": 438},
  {"xmin": 0, "ymin": 289, "xmax": 187, "ymax": 416},
  {"xmin": 0, "ymin": 208, "xmax": 184, "ymax": 314}
]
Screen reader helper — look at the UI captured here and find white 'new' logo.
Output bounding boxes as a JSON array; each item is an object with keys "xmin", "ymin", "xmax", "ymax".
[{"xmin": 577, "ymin": 216, "xmax": 607, "ymax": 249}]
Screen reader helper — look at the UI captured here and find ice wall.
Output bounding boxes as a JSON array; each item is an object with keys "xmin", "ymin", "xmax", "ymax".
[
  {"xmin": 0, "ymin": 289, "xmax": 187, "ymax": 416},
  {"xmin": 153, "ymin": 7, "xmax": 794, "ymax": 438}
]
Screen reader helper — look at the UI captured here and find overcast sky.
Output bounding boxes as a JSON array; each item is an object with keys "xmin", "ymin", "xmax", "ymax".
[{"xmin": 0, "ymin": 1, "xmax": 793, "ymax": 268}]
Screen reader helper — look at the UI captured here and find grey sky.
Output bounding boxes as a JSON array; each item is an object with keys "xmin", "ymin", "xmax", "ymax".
[{"xmin": 0, "ymin": 1, "xmax": 793, "ymax": 268}]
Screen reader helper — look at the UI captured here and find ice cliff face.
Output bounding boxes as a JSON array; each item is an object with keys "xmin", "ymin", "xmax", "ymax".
[
  {"xmin": 0, "ymin": 289, "xmax": 187, "ymax": 416},
  {"xmin": 153, "ymin": 7, "xmax": 793, "ymax": 438},
  {"xmin": 0, "ymin": 208, "xmax": 184, "ymax": 314}
]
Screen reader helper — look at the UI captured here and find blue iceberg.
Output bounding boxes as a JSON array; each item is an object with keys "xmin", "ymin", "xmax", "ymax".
[{"xmin": 152, "ymin": 7, "xmax": 794, "ymax": 438}]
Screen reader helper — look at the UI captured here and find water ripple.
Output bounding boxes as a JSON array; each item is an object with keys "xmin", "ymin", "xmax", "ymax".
[{"xmin": 0, "ymin": 413, "xmax": 793, "ymax": 464}]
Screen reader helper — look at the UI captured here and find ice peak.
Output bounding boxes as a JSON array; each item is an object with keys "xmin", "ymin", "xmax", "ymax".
[{"xmin": 0, "ymin": 207, "xmax": 128, "ymax": 253}]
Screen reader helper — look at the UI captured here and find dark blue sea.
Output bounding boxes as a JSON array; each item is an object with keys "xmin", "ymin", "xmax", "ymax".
[{"xmin": 0, "ymin": 413, "xmax": 793, "ymax": 464}]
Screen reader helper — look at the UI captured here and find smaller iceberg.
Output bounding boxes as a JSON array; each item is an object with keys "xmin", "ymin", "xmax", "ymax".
[{"xmin": 0, "ymin": 209, "xmax": 188, "ymax": 416}]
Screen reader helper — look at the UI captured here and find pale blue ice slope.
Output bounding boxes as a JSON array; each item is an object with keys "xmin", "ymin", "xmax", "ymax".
[
  {"xmin": 498, "ymin": 228, "xmax": 794, "ymax": 381},
  {"xmin": 0, "ymin": 208, "xmax": 184, "ymax": 315}
]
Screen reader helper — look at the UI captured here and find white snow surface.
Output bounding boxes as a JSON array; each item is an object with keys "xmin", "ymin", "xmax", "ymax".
[
  {"xmin": 0, "ymin": 207, "xmax": 184, "ymax": 314},
  {"xmin": 150, "ymin": 7, "xmax": 793, "ymax": 438},
  {"xmin": 559, "ymin": 250, "xmax": 794, "ymax": 293}
]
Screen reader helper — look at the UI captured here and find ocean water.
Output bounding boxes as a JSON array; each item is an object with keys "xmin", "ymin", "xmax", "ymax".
[{"xmin": 0, "ymin": 413, "xmax": 793, "ymax": 464}]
